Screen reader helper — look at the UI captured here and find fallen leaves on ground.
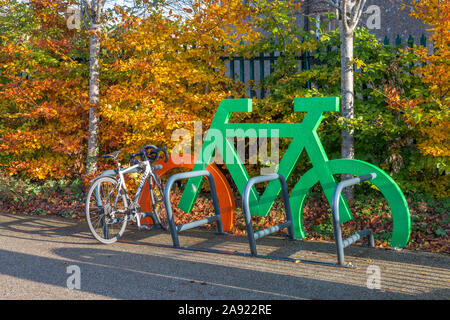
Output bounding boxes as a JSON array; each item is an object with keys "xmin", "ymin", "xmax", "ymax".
[{"xmin": 0, "ymin": 190, "xmax": 448, "ymax": 254}]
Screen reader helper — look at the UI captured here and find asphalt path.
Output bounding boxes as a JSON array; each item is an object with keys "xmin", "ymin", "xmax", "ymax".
[{"xmin": 0, "ymin": 213, "xmax": 449, "ymax": 300}]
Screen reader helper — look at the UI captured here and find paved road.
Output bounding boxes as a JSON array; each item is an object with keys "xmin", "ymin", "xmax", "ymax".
[{"xmin": 0, "ymin": 213, "xmax": 449, "ymax": 300}]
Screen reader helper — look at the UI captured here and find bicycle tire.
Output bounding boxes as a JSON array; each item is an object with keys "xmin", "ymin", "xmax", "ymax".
[{"xmin": 85, "ymin": 176, "xmax": 128, "ymax": 244}]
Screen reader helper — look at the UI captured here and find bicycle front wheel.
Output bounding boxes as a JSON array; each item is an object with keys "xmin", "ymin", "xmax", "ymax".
[{"xmin": 85, "ymin": 176, "xmax": 128, "ymax": 244}]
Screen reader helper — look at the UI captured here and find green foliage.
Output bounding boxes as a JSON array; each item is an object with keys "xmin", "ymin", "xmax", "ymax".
[
  {"xmin": 0, "ymin": 174, "xmax": 83, "ymax": 204},
  {"xmin": 244, "ymin": 12, "xmax": 448, "ymax": 198},
  {"xmin": 311, "ymin": 211, "xmax": 334, "ymax": 238}
]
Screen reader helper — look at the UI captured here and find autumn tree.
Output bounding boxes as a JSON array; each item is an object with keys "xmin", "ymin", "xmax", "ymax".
[
  {"xmin": 0, "ymin": 0, "xmax": 260, "ymax": 181},
  {"xmin": 382, "ymin": 0, "xmax": 449, "ymax": 195},
  {"xmin": 0, "ymin": 0, "xmax": 90, "ymax": 179},
  {"xmin": 325, "ymin": 0, "xmax": 367, "ymax": 199},
  {"xmin": 79, "ymin": 0, "xmax": 107, "ymax": 175},
  {"xmin": 99, "ymin": 0, "xmax": 259, "ymax": 153},
  {"xmin": 409, "ymin": 0, "xmax": 449, "ymax": 158}
]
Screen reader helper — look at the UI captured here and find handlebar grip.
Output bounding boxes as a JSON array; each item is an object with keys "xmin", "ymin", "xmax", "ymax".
[{"xmin": 137, "ymin": 145, "xmax": 169, "ymax": 163}]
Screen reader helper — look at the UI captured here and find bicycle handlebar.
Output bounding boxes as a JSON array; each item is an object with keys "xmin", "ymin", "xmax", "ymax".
[
  {"xmin": 143, "ymin": 144, "xmax": 169, "ymax": 163},
  {"xmin": 130, "ymin": 144, "xmax": 169, "ymax": 165}
]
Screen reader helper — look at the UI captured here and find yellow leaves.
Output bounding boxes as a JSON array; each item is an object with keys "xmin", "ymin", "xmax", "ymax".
[
  {"xmin": 385, "ymin": 84, "xmax": 450, "ymax": 159},
  {"xmin": 410, "ymin": 0, "xmax": 450, "ymax": 97},
  {"xmin": 403, "ymin": 1, "xmax": 450, "ymax": 160},
  {"xmin": 353, "ymin": 58, "xmax": 366, "ymax": 70},
  {"xmin": 1, "ymin": 0, "xmax": 261, "ymax": 180},
  {"xmin": 417, "ymin": 120, "xmax": 450, "ymax": 157}
]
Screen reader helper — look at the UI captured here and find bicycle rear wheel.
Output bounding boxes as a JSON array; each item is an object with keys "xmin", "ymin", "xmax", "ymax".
[{"xmin": 85, "ymin": 176, "xmax": 128, "ymax": 244}]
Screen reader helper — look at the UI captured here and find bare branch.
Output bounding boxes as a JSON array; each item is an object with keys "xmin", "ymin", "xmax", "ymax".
[
  {"xmin": 323, "ymin": 0, "xmax": 366, "ymax": 33},
  {"xmin": 323, "ymin": 0, "xmax": 341, "ymax": 10},
  {"xmin": 95, "ymin": 0, "xmax": 107, "ymax": 24},
  {"xmin": 342, "ymin": 0, "xmax": 350, "ymax": 33},
  {"xmin": 348, "ymin": 0, "xmax": 366, "ymax": 30}
]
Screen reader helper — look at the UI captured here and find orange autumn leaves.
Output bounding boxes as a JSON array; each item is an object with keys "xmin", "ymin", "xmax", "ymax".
[
  {"xmin": 385, "ymin": 0, "xmax": 449, "ymax": 159},
  {"xmin": 1, "ymin": 0, "xmax": 447, "ymax": 183},
  {"xmin": 0, "ymin": 0, "xmax": 260, "ymax": 180},
  {"xmin": 100, "ymin": 1, "xmax": 260, "ymax": 153},
  {"xmin": 0, "ymin": 0, "xmax": 89, "ymax": 179}
]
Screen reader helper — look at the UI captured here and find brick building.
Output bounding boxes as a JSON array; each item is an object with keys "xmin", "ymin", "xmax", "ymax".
[
  {"xmin": 226, "ymin": 1, "xmax": 430, "ymax": 96},
  {"xmin": 298, "ymin": 0, "xmax": 430, "ymax": 47}
]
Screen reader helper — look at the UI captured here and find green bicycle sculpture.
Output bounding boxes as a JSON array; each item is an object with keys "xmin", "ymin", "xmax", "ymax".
[{"xmin": 176, "ymin": 97, "xmax": 411, "ymax": 248}]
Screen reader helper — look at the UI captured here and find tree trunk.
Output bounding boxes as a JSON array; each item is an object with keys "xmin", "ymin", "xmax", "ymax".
[
  {"xmin": 340, "ymin": 21, "xmax": 355, "ymax": 199},
  {"xmin": 86, "ymin": 23, "xmax": 101, "ymax": 174}
]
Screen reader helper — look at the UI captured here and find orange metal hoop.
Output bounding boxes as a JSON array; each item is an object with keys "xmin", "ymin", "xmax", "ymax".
[{"xmin": 138, "ymin": 156, "xmax": 236, "ymax": 232}]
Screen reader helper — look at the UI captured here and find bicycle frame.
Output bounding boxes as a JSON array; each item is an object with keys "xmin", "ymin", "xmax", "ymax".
[
  {"xmin": 98, "ymin": 160, "xmax": 158, "ymax": 228},
  {"xmin": 178, "ymin": 97, "xmax": 352, "ymax": 221},
  {"xmin": 118, "ymin": 162, "xmax": 152, "ymax": 206}
]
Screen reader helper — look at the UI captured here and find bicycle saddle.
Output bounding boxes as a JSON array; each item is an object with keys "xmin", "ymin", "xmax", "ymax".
[{"xmin": 102, "ymin": 150, "xmax": 122, "ymax": 160}]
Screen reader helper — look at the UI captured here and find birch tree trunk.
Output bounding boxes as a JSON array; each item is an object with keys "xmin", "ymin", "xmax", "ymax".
[
  {"xmin": 86, "ymin": 22, "xmax": 101, "ymax": 174},
  {"xmin": 340, "ymin": 18, "xmax": 355, "ymax": 199},
  {"xmin": 326, "ymin": 0, "xmax": 366, "ymax": 200},
  {"xmin": 83, "ymin": 0, "xmax": 150, "ymax": 174},
  {"xmin": 85, "ymin": 0, "xmax": 106, "ymax": 175}
]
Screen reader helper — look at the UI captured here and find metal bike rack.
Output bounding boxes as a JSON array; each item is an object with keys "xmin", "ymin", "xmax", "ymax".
[
  {"xmin": 164, "ymin": 170, "xmax": 227, "ymax": 248},
  {"xmin": 160, "ymin": 171, "xmax": 336, "ymax": 266},
  {"xmin": 158, "ymin": 171, "xmax": 334, "ymax": 266},
  {"xmin": 98, "ymin": 167, "xmax": 380, "ymax": 268},
  {"xmin": 242, "ymin": 173, "xmax": 296, "ymax": 256},
  {"xmin": 332, "ymin": 173, "xmax": 377, "ymax": 266}
]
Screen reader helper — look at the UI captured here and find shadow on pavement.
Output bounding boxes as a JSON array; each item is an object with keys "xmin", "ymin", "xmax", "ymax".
[
  {"xmin": 0, "ymin": 214, "xmax": 449, "ymax": 300},
  {"xmin": 1, "ymin": 213, "xmax": 449, "ymax": 270},
  {"xmin": 125, "ymin": 225, "xmax": 450, "ymax": 270},
  {"xmin": 0, "ymin": 214, "xmax": 93, "ymax": 245},
  {"xmin": 0, "ymin": 246, "xmax": 431, "ymax": 300}
]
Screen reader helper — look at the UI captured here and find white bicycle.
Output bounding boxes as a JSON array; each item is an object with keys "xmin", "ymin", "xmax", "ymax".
[{"xmin": 85, "ymin": 145, "xmax": 169, "ymax": 244}]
